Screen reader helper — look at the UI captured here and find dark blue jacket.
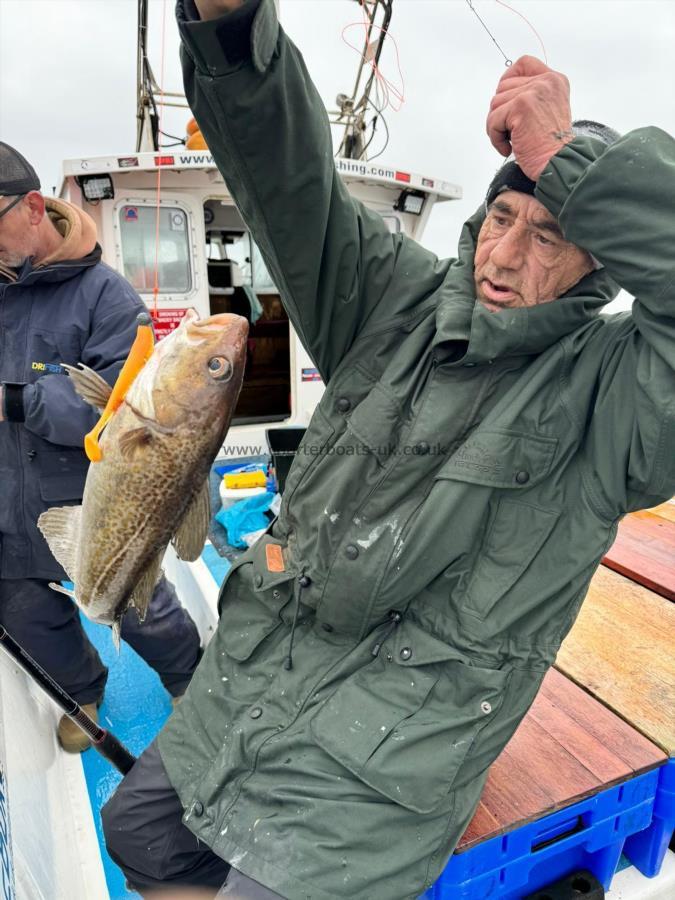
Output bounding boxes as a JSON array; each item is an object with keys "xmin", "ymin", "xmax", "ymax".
[{"xmin": 0, "ymin": 246, "xmax": 146, "ymax": 579}]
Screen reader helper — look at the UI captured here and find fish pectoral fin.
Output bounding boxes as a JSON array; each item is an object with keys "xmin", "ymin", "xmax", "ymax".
[
  {"xmin": 37, "ymin": 506, "xmax": 81, "ymax": 583},
  {"xmin": 63, "ymin": 364, "xmax": 113, "ymax": 411},
  {"xmin": 172, "ymin": 480, "xmax": 210, "ymax": 562},
  {"xmin": 118, "ymin": 426, "xmax": 155, "ymax": 461},
  {"xmin": 48, "ymin": 582, "xmax": 77, "ymax": 600},
  {"xmin": 130, "ymin": 553, "xmax": 163, "ymax": 623}
]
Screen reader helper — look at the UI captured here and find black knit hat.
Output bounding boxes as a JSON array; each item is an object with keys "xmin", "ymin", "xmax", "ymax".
[
  {"xmin": 0, "ymin": 141, "xmax": 40, "ymax": 196},
  {"xmin": 485, "ymin": 120, "xmax": 620, "ymax": 209}
]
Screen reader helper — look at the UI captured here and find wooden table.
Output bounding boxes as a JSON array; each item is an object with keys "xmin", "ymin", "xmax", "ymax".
[
  {"xmin": 603, "ymin": 505, "xmax": 675, "ymax": 602},
  {"xmin": 458, "ymin": 667, "xmax": 666, "ymax": 851},
  {"xmin": 556, "ymin": 564, "xmax": 675, "ymax": 756}
]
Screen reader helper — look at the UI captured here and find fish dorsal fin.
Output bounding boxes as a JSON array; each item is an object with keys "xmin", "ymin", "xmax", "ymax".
[
  {"xmin": 118, "ymin": 426, "xmax": 155, "ymax": 461},
  {"xmin": 63, "ymin": 364, "xmax": 113, "ymax": 411},
  {"xmin": 129, "ymin": 552, "xmax": 163, "ymax": 623},
  {"xmin": 37, "ymin": 506, "xmax": 82, "ymax": 583},
  {"xmin": 172, "ymin": 480, "xmax": 211, "ymax": 562}
]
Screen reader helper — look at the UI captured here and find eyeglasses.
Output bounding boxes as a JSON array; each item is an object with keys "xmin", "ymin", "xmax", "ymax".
[{"xmin": 0, "ymin": 194, "xmax": 26, "ymax": 221}]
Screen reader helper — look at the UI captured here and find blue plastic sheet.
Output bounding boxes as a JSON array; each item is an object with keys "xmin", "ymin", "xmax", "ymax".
[{"xmin": 215, "ymin": 492, "xmax": 275, "ymax": 548}]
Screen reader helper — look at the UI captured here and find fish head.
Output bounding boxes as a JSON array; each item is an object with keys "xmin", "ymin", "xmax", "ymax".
[{"xmin": 126, "ymin": 309, "xmax": 249, "ymax": 429}]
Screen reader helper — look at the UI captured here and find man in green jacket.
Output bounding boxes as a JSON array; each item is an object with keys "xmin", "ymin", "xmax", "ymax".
[{"xmin": 102, "ymin": 1, "xmax": 675, "ymax": 897}]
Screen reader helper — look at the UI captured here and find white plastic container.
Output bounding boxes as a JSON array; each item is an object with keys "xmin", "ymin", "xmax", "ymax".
[{"xmin": 218, "ymin": 481, "xmax": 267, "ymax": 511}]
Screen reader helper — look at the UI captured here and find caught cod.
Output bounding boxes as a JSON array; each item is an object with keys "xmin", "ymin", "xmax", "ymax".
[{"xmin": 38, "ymin": 309, "xmax": 248, "ymax": 630}]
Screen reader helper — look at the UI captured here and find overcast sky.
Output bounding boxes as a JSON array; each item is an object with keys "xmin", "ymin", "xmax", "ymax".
[{"xmin": 1, "ymin": 0, "xmax": 674, "ymax": 312}]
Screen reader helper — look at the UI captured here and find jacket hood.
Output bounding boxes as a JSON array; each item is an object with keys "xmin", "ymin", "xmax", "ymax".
[
  {"xmin": 432, "ymin": 204, "xmax": 621, "ymax": 364},
  {"xmin": 38, "ymin": 198, "xmax": 98, "ymax": 267}
]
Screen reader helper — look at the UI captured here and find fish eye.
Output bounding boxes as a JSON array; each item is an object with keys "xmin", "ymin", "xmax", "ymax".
[{"xmin": 207, "ymin": 357, "xmax": 233, "ymax": 381}]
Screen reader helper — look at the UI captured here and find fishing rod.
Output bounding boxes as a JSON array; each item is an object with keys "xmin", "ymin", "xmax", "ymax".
[{"xmin": 0, "ymin": 626, "xmax": 137, "ymax": 775}]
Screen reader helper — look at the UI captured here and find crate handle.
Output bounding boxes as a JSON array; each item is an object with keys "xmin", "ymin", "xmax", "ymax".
[{"xmin": 531, "ymin": 815, "xmax": 585, "ymax": 853}]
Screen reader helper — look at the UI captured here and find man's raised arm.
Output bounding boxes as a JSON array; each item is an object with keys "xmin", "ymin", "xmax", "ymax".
[{"xmin": 179, "ymin": 0, "xmax": 440, "ymax": 381}]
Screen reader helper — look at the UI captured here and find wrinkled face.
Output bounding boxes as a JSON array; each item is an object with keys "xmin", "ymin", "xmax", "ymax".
[
  {"xmin": 474, "ymin": 191, "xmax": 593, "ymax": 312},
  {"xmin": 0, "ymin": 193, "xmax": 41, "ymax": 268},
  {"xmin": 126, "ymin": 309, "xmax": 249, "ymax": 428}
]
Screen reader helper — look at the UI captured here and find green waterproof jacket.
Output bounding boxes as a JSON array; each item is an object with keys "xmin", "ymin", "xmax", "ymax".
[{"xmin": 159, "ymin": 2, "xmax": 675, "ymax": 897}]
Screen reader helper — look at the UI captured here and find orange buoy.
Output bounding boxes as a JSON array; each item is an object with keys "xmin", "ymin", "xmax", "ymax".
[
  {"xmin": 186, "ymin": 116, "xmax": 199, "ymax": 135},
  {"xmin": 186, "ymin": 130, "xmax": 209, "ymax": 151}
]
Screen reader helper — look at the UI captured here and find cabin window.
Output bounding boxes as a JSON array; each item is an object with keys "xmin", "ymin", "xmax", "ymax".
[
  {"xmin": 204, "ymin": 199, "xmax": 291, "ymax": 425},
  {"xmin": 205, "ymin": 230, "xmax": 276, "ymax": 293},
  {"xmin": 119, "ymin": 204, "xmax": 192, "ymax": 294}
]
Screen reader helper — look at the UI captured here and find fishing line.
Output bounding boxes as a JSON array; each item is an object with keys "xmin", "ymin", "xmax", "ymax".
[
  {"xmin": 465, "ymin": 0, "xmax": 512, "ymax": 66},
  {"xmin": 465, "ymin": 0, "xmax": 549, "ymax": 67},
  {"xmin": 494, "ymin": 0, "xmax": 548, "ymax": 64},
  {"xmin": 152, "ymin": 0, "xmax": 169, "ymax": 316}
]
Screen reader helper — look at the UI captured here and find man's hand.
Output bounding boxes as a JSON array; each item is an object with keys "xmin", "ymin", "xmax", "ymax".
[
  {"xmin": 486, "ymin": 55, "xmax": 574, "ymax": 182},
  {"xmin": 194, "ymin": 0, "xmax": 247, "ymax": 21}
]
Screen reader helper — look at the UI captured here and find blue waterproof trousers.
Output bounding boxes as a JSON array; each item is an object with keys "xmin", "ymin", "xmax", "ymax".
[{"xmin": 0, "ymin": 576, "xmax": 201, "ymax": 703}]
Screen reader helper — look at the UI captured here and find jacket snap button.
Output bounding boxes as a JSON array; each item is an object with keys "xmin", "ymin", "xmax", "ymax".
[
  {"xmin": 254, "ymin": 574, "xmax": 263, "ymax": 588},
  {"xmin": 193, "ymin": 801, "xmax": 204, "ymax": 817},
  {"xmin": 298, "ymin": 574, "xmax": 312, "ymax": 588},
  {"xmin": 250, "ymin": 707, "xmax": 263, "ymax": 719},
  {"xmin": 399, "ymin": 647, "xmax": 412, "ymax": 660},
  {"xmin": 27, "ymin": 450, "xmax": 37, "ymax": 460},
  {"xmin": 515, "ymin": 471, "xmax": 530, "ymax": 485},
  {"xmin": 272, "ymin": 589, "xmax": 281, "ymax": 600},
  {"xmin": 336, "ymin": 397, "xmax": 351, "ymax": 413},
  {"xmin": 481, "ymin": 701, "xmax": 492, "ymax": 715},
  {"xmin": 344, "ymin": 544, "xmax": 359, "ymax": 560},
  {"xmin": 415, "ymin": 441, "xmax": 430, "ymax": 455}
]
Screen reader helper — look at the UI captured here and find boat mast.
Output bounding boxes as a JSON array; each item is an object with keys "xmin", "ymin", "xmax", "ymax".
[
  {"xmin": 330, "ymin": 0, "xmax": 394, "ymax": 161},
  {"xmin": 136, "ymin": 0, "xmax": 158, "ymax": 152}
]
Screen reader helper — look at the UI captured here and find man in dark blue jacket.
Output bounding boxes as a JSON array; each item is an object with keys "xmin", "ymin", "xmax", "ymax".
[{"xmin": 0, "ymin": 141, "xmax": 202, "ymax": 752}]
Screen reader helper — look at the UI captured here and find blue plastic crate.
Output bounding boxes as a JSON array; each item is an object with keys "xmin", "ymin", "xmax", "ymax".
[
  {"xmin": 624, "ymin": 758, "xmax": 675, "ymax": 877},
  {"xmin": 423, "ymin": 768, "xmax": 660, "ymax": 899}
]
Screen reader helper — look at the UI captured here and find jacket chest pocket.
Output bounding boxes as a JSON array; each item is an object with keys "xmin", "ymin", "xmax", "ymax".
[
  {"xmin": 28, "ymin": 330, "xmax": 82, "ymax": 376},
  {"xmin": 462, "ymin": 498, "xmax": 559, "ymax": 620},
  {"xmin": 326, "ymin": 362, "xmax": 399, "ymax": 467},
  {"xmin": 309, "ymin": 623, "xmax": 508, "ymax": 814},
  {"xmin": 435, "ymin": 428, "xmax": 560, "ymax": 622},
  {"xmin": 218, "ymin": 535, "xmax": 297, "ymax": 662}
]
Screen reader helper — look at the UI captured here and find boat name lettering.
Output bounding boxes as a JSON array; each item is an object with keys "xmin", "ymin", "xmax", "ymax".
[
  {"xmin": 178, "ymin": 154, "xmax": 214, "ymax": 167},
  {"xmin": 335, "ymin": 159, "xmax": 395, "ymax": 180}
]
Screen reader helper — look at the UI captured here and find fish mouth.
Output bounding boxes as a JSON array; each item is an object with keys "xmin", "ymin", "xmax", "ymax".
[{"xmin": 185, "ymin": 312, "xmax": 249, "ymax": 340}]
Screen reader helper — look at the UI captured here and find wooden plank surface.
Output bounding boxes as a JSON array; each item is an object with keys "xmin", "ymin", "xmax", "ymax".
[
  {"xmin": 458, "ymin": 667, "xmax": 665, "ymax": 852},
  {"xmin": 648, "ymin": 501, "xmax": 675, "ymax": 525},
  {"xmin": 556, "ymin": 565, "xmax": 675, "ymax": 755},
  {"xmin": 603, "ymin": 509, "xmax": 675, "ymax": 601}
]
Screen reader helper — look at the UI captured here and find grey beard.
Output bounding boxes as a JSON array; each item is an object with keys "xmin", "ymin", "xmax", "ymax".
[{"xmin": 0, "ymin": 251, "xmax": 28, "ymax": 269}]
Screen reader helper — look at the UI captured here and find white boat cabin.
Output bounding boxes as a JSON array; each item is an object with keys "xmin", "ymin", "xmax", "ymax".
[{"xmin": 59, "ymin": 150, "xmax": 461, "ymax": 453}]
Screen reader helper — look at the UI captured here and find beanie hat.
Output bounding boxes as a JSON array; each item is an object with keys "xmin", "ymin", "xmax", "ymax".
[
  {"xmin": 485, "ymin": 120, "xmax": 621, "ymax": 209},
  {"xmin": 0, "ymin": 141, "xmax": 41, "ymax": 196}
]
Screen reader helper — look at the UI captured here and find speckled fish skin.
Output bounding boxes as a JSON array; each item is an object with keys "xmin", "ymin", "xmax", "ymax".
[{"xmin": 75, "ymin": 309, "xmax": 247, "ymax": 625}]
